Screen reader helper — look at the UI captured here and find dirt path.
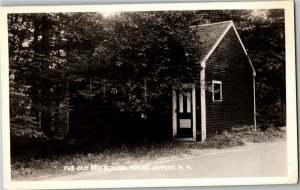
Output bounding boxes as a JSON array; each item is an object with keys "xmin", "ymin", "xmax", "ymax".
[{"xmin": 32, "ymin": 140, "xmax": 286, "ymax": 180}]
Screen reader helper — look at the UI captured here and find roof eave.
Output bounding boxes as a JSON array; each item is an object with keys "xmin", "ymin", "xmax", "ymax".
[
  {"xmin": 199, "ymin": 21, "xmax": 233, "ymax": 66},
  {"xmin": 231, "ymin": 22, "xmax": 256, "ymax": 76},
  {"xmin": 199, "ymin": 21, "xmax": 256, "ymax": 76},
  {"xmin": 190, "ymin": 20, "xmax": 233, "ymax": 29}
]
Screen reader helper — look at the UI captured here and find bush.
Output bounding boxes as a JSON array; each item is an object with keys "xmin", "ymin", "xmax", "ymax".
[
  {"xmin": 257, "ymin": 103, "xmax": 286, "ymax": 129},
  {"xmin": 205, "ymin": 125, "xmax": 285, "ymax": 147},
  {"xmin": 10, "ymin": 80, "xmax": 46, "ymax": 146},
  {"xmin": 207, "ymin": 130, "xmax": 245, "ymax": 148},
  {"xmin": 10, "ymin": 115, "xmax": 46, "ymax": 146}
]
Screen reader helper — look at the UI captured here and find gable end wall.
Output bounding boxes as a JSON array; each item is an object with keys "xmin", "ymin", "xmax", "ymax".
[{"xmin": 205, "ymin": 27, "xmax": 254, "ymax": 136}]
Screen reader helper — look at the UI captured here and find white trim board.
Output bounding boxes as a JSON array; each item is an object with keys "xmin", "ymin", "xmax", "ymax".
[
  {"xmin": 172, "ymin": 89, "xmax": 177, "ymax": 138},
  {"xmin": 212, "ymin": 80, "xmax": 222, "ymax": 102},
  {"xmin": 200, "ymin": 67, "xmax": 206, "ymax": 141},
  {"xmin": 190, "ymin": 20, "xmax": 232, "ymax": 28},
  {"xmin": 199, "ymin": 21, "xmax": 233, "ymax": 65},
  {"xmin": 197, "ymin": 20, "xmax": 256, "ymax": 76},
  {"xmin": 231, "ymin": 22, "xmax": 256, "ymax": 75}
]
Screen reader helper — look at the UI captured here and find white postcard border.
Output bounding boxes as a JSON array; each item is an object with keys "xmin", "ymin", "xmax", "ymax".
[{"xmin": 0, "ymin": 1, "xmax": 297, "ymax": 189}]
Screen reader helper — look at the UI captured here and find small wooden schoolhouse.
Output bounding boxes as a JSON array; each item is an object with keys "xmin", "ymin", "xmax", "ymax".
[{"xmin": 172, "ymin": 20, "xmax": 256, "ymax": 141}]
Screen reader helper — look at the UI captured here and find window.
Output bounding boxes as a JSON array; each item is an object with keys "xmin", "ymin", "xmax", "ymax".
[
  {"xmin": 179, "ymin": 91, "xmax": 192, "ymax": 113},
  {"xmin": 212, "ymin": 80, "xmax": 222, "ymax": 101}
]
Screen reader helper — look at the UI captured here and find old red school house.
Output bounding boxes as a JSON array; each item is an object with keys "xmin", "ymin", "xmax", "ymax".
[{"xmin": 173, "ymin": 20, "xmax": 256, "ymax": 141}]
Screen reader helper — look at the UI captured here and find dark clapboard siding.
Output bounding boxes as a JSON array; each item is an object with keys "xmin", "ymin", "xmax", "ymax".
[{"xmin": 205, "ymin": 27, "xmax": 254, "ymax": 136}]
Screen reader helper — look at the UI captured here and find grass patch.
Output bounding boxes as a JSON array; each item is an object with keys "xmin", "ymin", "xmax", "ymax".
[
  {"xmin": 11, "ymin": 125, "xmax": 285, "ymax": 179},
  {"xmin": 229, "ymin": 125, "xmax": 286, "ymax": 143},
  {"xmin": 11, "ymin": 141, "xmax": 190, "ymax": 179},
  {"xmin": 179, "ymin": 126, "xmax": 285, "ymax": 150}
]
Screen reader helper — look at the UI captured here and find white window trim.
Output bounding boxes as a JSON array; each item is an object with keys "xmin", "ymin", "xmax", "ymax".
[{"xmin": 212, "ymin": 80, "xmax": 222, "ymax": 102}]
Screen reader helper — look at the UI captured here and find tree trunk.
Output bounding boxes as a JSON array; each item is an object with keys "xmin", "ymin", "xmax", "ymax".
[
  {"xmin": 39, "ymin": 15, "xmax": 53, "ymax": 136},
  {"xmin": 31, "ymin": 18, "xmax": 42, "ymax": 127}
]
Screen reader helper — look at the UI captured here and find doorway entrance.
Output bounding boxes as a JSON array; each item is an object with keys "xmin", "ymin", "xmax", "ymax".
[{"xmin": 173, "ymin": 84, "xmax": 196, "ymax": 140}]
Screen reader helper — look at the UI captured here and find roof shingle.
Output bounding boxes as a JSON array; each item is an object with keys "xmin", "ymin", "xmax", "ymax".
[{"xmin": 191, "ymin": 20, "xmax": 233, "ymax": 62}]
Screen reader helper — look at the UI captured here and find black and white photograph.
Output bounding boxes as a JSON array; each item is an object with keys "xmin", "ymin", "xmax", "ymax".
[{"xmin": 0, "ymin": 1, "xmax": 297, "ymax": 189}]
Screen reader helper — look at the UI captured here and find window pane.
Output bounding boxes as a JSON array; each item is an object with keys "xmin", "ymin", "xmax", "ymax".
[
  {"xmin": 180, "ymin": 119, "xmax": 191, "ymax": 128},
  {"xmin": 186, "ymin": 92, "xmax": 191, "ymax": 113},
  {"xmin": 214, "ymin": 83, "xmax": 221, "ymax": 101},
  {"xmin": 179, "ymin": 93, "xmax": 183, "ymax": 113}
]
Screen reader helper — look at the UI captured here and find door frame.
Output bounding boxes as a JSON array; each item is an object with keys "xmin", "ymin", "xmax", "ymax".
[{"xmin": 172, "ymin": 83, "xmax": 196, "ymax": 141}]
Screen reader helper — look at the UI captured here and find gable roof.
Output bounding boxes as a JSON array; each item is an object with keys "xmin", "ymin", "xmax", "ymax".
[{"xmin": 191, "ymin": 20, "xmax": 256, "ymax": 75}]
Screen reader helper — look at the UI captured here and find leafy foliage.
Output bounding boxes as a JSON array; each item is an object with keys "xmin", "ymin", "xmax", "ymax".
[
  {"xmin": 9, "ymin": 78, "xmax": 46, "ymax": 143},
  {"xmin": 8, "ymin": 10, "xmax": 286, "ymax": 144}
]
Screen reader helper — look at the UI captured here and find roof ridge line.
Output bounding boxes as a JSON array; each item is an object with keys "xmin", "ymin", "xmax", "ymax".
[{"xmin": 190, "ymin": 20, "xmax": 233, "ymax": 28}]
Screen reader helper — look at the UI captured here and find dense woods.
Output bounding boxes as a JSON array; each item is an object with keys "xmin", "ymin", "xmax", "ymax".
[{"xmin": 8, "ymin": 10, "xmax": 285, "ymax": 146}]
